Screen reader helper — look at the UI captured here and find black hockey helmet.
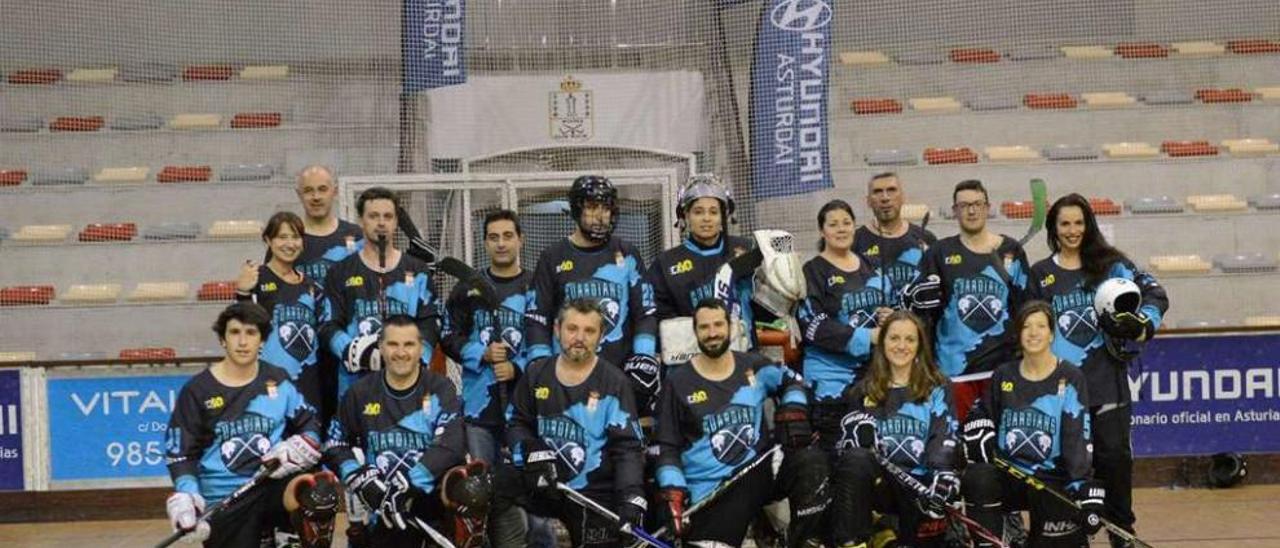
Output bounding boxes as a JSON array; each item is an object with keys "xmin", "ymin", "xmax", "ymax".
[
  {"xmin": 1208, "ymin": 452, "xmax": 1247, "ymax": 488},
  {"xmin": 569, "ymin": 175, "xmax": 618, "ymax": 242}
]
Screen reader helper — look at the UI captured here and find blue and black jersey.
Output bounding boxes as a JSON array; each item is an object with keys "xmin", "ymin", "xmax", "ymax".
[
  {"xmin": 506, "ymin": 356, "xmax": 645, "ymax": 501},
  {"xmin": 320, "ymin": 253, "xmax": 441, "ymax": 399},
  {"xmin": 525, "ymin": 236, "xmax": 657, "ymax": 369},
  {"xmin": 654, "ymin": 351, "xmax": 806, "ymax": 503},
  {"xmin": 797, "ymin": 255, "xmax": 890, "ymax": 401},
  {"xmin": 441, "ymin": 268, "xmax": 534, "ymax": 429},
  {"xmin": 853, "ymin": 224, "xmax": 936, "ymax": 309},
  {"xmin": 647, "ymin": 235, "xmax": 756, "ymax": 348},
  {"xmin": 236, "ymin": 265, "xmax": 328, "ymax": 408},
  {"xmin": 985, "ymin": 360, "xmax": 1092, "ymax": 485},
  {"xmin": 165, "ymin": 364, "xmax": 320, "ymax": 504},
  {"xmin": 841, "ymin": 382, "xmax": 958, "ymax": 476},
  {"xmin": 914, "ymin": 235, "xmax": 1029, "ymax": 379},
  {"xmin": 297, "ymin": 220, "xmax": 362, "ymax": 285},
  {"xmin": 1029, "ymin": 258, "xmax": 1168, "ymax": 406},
  {"xmin": 323, "ymin": 369, "xmax": 464, "ymax": 495}
]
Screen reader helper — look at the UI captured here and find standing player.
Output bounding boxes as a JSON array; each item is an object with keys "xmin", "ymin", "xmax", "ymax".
[
  {"xmin": 164, "ymin": 302, "xmax": 338, "ymax": 548},
  {"xmin": 1029, "ymin": 194, "xmax": 1168, "ymax": 546},
  {"xmin": 525, "ymin": 175, "xmax": 660, "ymax": 414},
  {"xmin": 509, "ymin": 299, "xmax": 647, "ymax": 548},
  {"xmin": 797, "ymin": 199, "xmax": 892, "ymax": 448},
  {"xmin": 441, "ymin": 209, "xmax": 534, "ymax": 547},
  {"xmin": 647, "ymin": 174, "xmax": 755, "ymax": 363},
  {"xmin": 234, "ymin": 212, "xmax": 329, "ymax": 412},
  {"xmin": 854, "ymin": 172, "xmax": 937, "ymax": 309},
  {"xmin": 320, "ymin": 186, "xmax": 440, "ymax": 401},
  {"xmin": 961, "ymin": 301, "xmax": 1104, "ymax": 547},
  {"xmin": 325, "ymin": 315, "xmax": 481, "ymax": 546},
  {"xmin": 905, "ymin": 179, "xmax": 1030, "ymax": 415},
  {"xmin": 654, "ymin": 298, "xmax": 829, "ymax": 547},
  {"xmin": 831, "ymin": 310, "xmax": 959, "ymax": 547}
]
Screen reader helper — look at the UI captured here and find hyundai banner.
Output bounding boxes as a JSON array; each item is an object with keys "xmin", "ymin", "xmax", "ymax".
[
  {"xmin": 0, "ymin": 369, "xmax": 21, "ymax": 490},
  {"xmin": 403, "ymin": 0, "xmax": 466, "ymax": 93}
]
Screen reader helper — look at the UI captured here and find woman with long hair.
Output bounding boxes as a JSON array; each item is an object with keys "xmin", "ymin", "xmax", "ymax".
[
  {"xmin": 829, "ymin": 310, "xmax": 959, "ymax": 547},
  {"xmin": 1027, "ymin": 193, "xmax": 1168, "ymax": 546}
]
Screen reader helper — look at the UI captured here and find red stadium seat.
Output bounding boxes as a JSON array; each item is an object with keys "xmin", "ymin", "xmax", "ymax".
[
  {"xmin": 923, "ymin": 147, "xmax": 978, "ymax": 164},
  {"xmin": 950, "ymin": 48, "xmax": 1000, "ymax": 63},
  {"xmin": 230, "ymin": 112, "xmax": 283, "ymax": 128},
  {"xmin": 1088, "ymin": 197, "xmax": 1121, "ymax": 216},
  {"xmin": 1227, "ymin": 39, "xmax": 1280, "ymax": 54},
  {"xmin": 1161, "ymin": 140, "xmax": 1219, "ymax": 157},
  {"xmin": 1001, "ymin": 201, "xmax": 1036, "ymax": 219},
  {"xmin": 1024, "ymin": 93, "xmax": 1077, "ymax": 109},
  {"xmin": 182, "ymin": 65, "xmax": 235, "ymax": 81},
  {"xmin": 49, "ymin": 116, "xmax": 105, "ymax": 132},
  {"xmin": 1114, "ymin": 43, "xmax": 1169, "ymax": 58},
  {"xmin": 78, "ymin": 222, "xmax": 138, "ymax": 242},
  {"xmin": 0, "ymin": 285, "xmax": 55, "ymax": 306},
  {"xmin": 7, "ymin": 69, "xmax": 62, "ymax": 84},
  {"xmin": 157, "ymin": 165, "xmax": 213, "ymax": 183},
  {"xmin": 1196, "ymin": 88, "xmax": 1253, "ymax": 103},
  {"xmin": 198, "ymin": 281, "xmax": 237, "ymax": 302},
  {"xmin": 0, "ymin": 169, "xmax": 27, "ymax": 186},
  {"xmin": 119, "ymin": 347, "xmax": 177, "ymax": 360},
  {"xmin": 851, "ymin": 99, "xmax": 903, "ymax": 115}
]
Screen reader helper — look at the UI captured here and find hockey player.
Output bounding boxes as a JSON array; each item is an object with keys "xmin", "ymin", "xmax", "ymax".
[
  {"xmin": 164, "ymin": 302, "xmax": 337, "ymax": 548},
  {"xmin": 961, "ymin": 301, "xmax": 1104, "ymax": 547},
  {"xmin": 508, "ymin": 298, "xmax": 647, "ymax": 548},
  {"xmin": 441, "ymin": 209, "xmax": 534, "ymax": 547},
  {"xmin": 234, "ymin": 211, "xmax": 329, "ymax": 412},
  {"xmin": 525, "ymin": 175, "xmax": 660, "ymax": 414},
  {"xmin": 1029, "ymin": 194, "xmax": 1168, "ymax": 547},
  {"xmin": 647, "ymin": 174, "xmax": 755, "ymax": 364},
  {"xmin": 320, "ymin": 187, "xmax": 440, "ymax": 401},
  {"xmin": 905, "ymin": 179, "xmax": 1029, "ymax": 415},
  {"xmin": 854, "ymin": 172, "xmax": 937, "ymax": 309},
  {"xmin": 830, "ymin": 310, "xmax": 960, "ymax": 547},
  {"xmin": 654, "ymin": 298, "xmax": 829, "ymax": 547},
  {"xmin": 294, "ymin": 165, "xmax": 362, "ymax": 284},
  {"xmin": 324, "ymin": 314, "xmax": 482, "ymax": 546},
  {"xmin": 797, "ymin": 199, "xmax": 893, "ymax": 448}
]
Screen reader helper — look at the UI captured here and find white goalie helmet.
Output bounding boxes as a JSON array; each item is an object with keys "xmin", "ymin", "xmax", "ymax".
[
  {"xmin": 676, "ymin": 173, "xmax": 735, "ymax": 227},
  {"xmin": 1094, "ymin": 277, "xmax": 1141, "ymax": 316},
  {"xmin": 751, "ymin": 229, "xmax": 806, "ymax": 317}
]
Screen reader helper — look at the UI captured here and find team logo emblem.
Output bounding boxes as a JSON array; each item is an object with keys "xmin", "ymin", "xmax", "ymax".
[
  {"xmin": 710, "ymin": 422, "xmax": 756, "ymax": 465},
  {"xmin": 957, "ymin": 294, "xmax": 1004, "ymax": 332},
  {"xmin": 598, "ymin": 297, "xmax": 622, "ymax": 333},
  {"xmin": 221, "ymin": 433, "xmax": 272, "ymax": 475},
  {"xmin": 279, "ymin": 320, "xmax": 317, "ymax": 361},
  {"xmin": 1006, "ymin": 428, "xmax": 1054, "ymax": 462},
  {"xmin": 550, "ymin": 75, "xmax": 593, "ymax": 141},
  {"xmin": 357, "ymin": 316, "xmax": 382, "ymax": 337},
  {"xmin": 375, "ymin": 448, "xmax": 425, "ymax": 477},
  {"xmin": 1057, "ymin": 307, "xmax": 1098, "ymax": 347},
  {"xmin": 880, "ymin": 435, "xmax": 926, "ymax": 467}
]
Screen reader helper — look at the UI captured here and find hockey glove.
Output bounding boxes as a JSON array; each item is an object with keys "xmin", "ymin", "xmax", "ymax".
[
  {"xmin": 622, "ymin": 354, "xmax": 661, "ymax": 407},
  {"xmin": 962, "ymin": 403, "xmax": 998, "ymax": 464},
  {"xmin": 618, "ymin": 495, "xmax": 648, "ymax": 531},
  {"xmin": 166, "ymin": 492, "xmax": 210, "ymax": 544},
  {"xmin": 345, "ymin": 334, "xmax": 382, "ymax": 373},
  {"xmin": 442, "ymin": 461, "xmax": 494, "ymax": 518},
  {"xmin": 774, "ymin": 403, "xmax": 813, "ymax": 449},
  {"xmin": 1101, "ymin": 310, "xmax": 1154, "ymax": 342},
  {"xmin": 1071, "ymin": 480, "xmax": 1106, "ymax": 536},
  {"xmin": 660, "ymin": 488, "xmax": 688, "ymax": 538},
  {"xmin": 378, "ymin": 470, "xmax": 417, "ymax": 530},
  {"xmin": 918, "ymin": 471, "xmax": 960, "ymax": 520},
  {"xmin": 523, "ymin": 450, "xmax": 563, "ymax": 499},
  {"xmin": 264, "ymin": 434, "xmax": 322, "ymax": 478},
  {"xmin": 344, "ymin": 465, "xmax": 390, "ymax": 517},
  {"xmin": 901, "ymin": 274, "xmax": 943, "ymax": 312},
  {"xmin": 840, "ymin": 410, "xmax": 878, "ymax": 451}
]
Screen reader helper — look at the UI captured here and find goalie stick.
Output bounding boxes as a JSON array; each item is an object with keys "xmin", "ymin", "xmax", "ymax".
[
  {"xmin": 155, "ymin": 462, "xmax": 280, "ymax": 548},
  {"xmin": 556, "ymin": 483, "xmax": 673, "ymax": 548},
  {"xmin": 711, "ymin": 247, "xmax": 763, "ymax": 305},
  {"xmin": 991, "ymin": 458, "xmax": 1154, "ymax": 548},
  {"xmin": 867, "ymin": 451, "xmax": 1007, "ymax": 548}
]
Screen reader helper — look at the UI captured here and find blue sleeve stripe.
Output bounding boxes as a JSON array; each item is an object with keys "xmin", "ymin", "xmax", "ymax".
[
  {"xmin": 846, "ymin": 328, "xmax": 871, "ymax": 359},
  {"xmin": 656, "ymin": 464, "xmax": 687, "ymax": 489},
  {"xmin": 175, "ymin": 474, "xmax": 200, "ymax": 495}
]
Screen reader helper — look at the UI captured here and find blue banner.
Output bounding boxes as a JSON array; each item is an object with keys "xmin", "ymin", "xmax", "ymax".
[
  {"xmin": 1130, "ymin": 333, "xmax": 1280, "ymax": 457},
  {"xmin": 747, "ymin": 0, "xmax": 834, "ymax": 199},
  {"xmin": 0, "ymin": 369, "xmax": 21, "ymax": 490},
  {"xmin": 403, "ymin": 0, "xmax": 467, "ymax": 93},
  {"xmin": 47, "ymin": 374, "xmax": 191, "ymax": 482}
]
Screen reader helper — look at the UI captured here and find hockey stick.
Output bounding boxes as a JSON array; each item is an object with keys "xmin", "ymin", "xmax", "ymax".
[
  {"xmin": 556, "ymin": 483, "xmax": 673, "ymax": 548},
  {"xmin": 409, "ymin": 515, "xmax": 459, "ymax": 548},
  {"xmin": 155, "ymin": 462, "xmax": 280, "ymax": 548},
  {"xmin": 1016, "ymin": 178, "xmax": 1048, "ymax": 247},
  {"xmin": 638, "ymin": 444, "xmax": 782, "ymax": 545},
  {"xmin": 867, "ymin": 451, "xmax": 1007, "ymax": 548},
  {"xmin": 991, "ymin": 458, "xmax": 1154, "ymax": 548},
  {"xmin": 397, "ymin": 205, "xmax": 498, "ymax": 305}
]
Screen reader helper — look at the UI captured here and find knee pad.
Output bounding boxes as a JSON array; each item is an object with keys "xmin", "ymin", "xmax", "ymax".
[
  {"xmin": 961, "ymin": 463, "xmax": 1002, "ymax": 509},
  {"xmin": 779, "ymin": 446, "xmax": 830, "ymax": 509},
  {"xmin": 835, "ymin": 448, "xmax": 877, "ymax": 479},
  {"xmin": 290, "ymin": 471, "xmax": 339, "ymax": 548}
]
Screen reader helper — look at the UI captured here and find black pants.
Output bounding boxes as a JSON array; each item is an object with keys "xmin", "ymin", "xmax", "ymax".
[
  {"xmin": 1091, "ymin": 403, "xmax": 1135, "ymax": 545},
  {"xmin": 527, "ymin": 489, "xmax": 625, "ymax": 548},
  {"xmin": 204, "ymin": 478, "xmax": 292, "ymax": 548},
  {"xmin": 962, "ymin": 463, "xmax": 1086, "ymax": 548},
  {"xmin": 363, "ymin": 488, "xmax": 450, "ymax": 548},
  {"xmin": 830, "ymin": 448, "xmax": 947, "ymax": 547}
]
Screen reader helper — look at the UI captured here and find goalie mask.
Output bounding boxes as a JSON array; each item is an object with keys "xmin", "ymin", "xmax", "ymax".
[
  {"xmin": 676, "ymin": 173, "xmax": 735, "ymax": 231},
  {"xmin": 569, "ymin": 175, "xmax": 619, "ymax": 244},
  {"xmin": 1094, "ymin": 277, "xmax": 1141, "ymax": 316}
]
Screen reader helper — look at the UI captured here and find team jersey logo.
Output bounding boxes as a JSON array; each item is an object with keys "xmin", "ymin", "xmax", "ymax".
[
  {"xmin": 260, "ymin": 281, "xmax": 278, "ymax": 293},
  {"xmin": 1040, "ymin": 274, "xmax": 1056, "ymax": 287},
  {"xmin": 276, "ymin": 302, "xmax": 318, "ymax": 362},
  {"xmin": 1001, "ymin": 408, "xmax": 1057, "ymax": 463},
  {"xmin": 345, "ymin": 275, "xmax": 364, "ymax": 287},
  {"xmin": 877, "ymin": 416, "xmax": 928, "ymax": 468},
  {"xmin": 687, "ymin": 390, "xmax": 708, "ymax": 404},
  {"xmin": 669, "ymin": 259, "xmax": 694, "ymax": 275},
  {"xmin": 865, "ymin": 244, "xmax": 880, "ymax": 257},
  {"xmin": 539, "ymin": 416, "xmax": 588, "ymax": 477},
  {"xmin": 535, "ymin": 386, "xmax": 551, "ymax": 400},
  {"xmin": 363, "ymin": 403, "xmax": 381, "ymax": 416},
  {"xmin": 827, "ymin": 274, "xmax": 845, "ymax": 286},
  {"xmin": 376, "ymin": 448, "xmax": 424, "ymax": 477},
  {"xmin": 703, "ymin": 404, "xmax": 756, "ymax": 465},
  {"xmin": 955, "ymin": 276, "xmax": 1007, "ymax": 332},
  {"xmin": 557, "ymin": 260, "xmax": 574, "ymax": 273},
  {"xmin": 204, "ymin": 396, "xmax": 224, "ymax": 410},
  {"xmin": 1057, "ymin": 307, "xmax": 1098, "ymax": 347},
  {"xmin": 945, "ymin": 254, "xmax": 962, "ymax": 265},
  {"xmin": 214, "ymin": 413, "xmax": 276, "ymax": 476}
]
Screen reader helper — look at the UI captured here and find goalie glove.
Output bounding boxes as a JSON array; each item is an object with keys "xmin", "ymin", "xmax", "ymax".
[
  {"xmin": 751, "ymin": 230, "xmax": 806, "ymax": 317},
  {"xmin": 1070, "ymin": 480, "xmax": 1106, "ymax": 536},
  {"xmin": 166, "ymin": 492, "xmax": 210, "ymax": 543},
  {"xmin": 901, "ymin": 274, "xmax": 943, "ymax": 312},
  {"xmin": 263, "ymin": 434, "xmax": 322, "ymax": 478},
  {"xmin": 622, "ymin": 354, "xmax": 661, "ymax": 409},
  {"xmin": 345, "ymin": 334, "xmax": 382, "ymax": 373},
  {"xmin": 378, "ymin": 470, "xmax": 416, "ymax": 530}
]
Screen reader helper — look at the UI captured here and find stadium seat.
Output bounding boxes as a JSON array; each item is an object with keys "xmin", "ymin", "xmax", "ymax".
[
  {"xmin": 1254, "ymin": 86, "xmax": 1280, "ymax": 101},
  {"xmin": 901, "ymin": 204, "xmax": 929, "ymax": 222},
  {"xmin": 157, "ymin": 165, "xmax": 213, "ymax": 183},
  {"xmin": 1024, "ymin": 93, "xmax": 1077, "ymax": 109},
  {"xmin": 1188, "ymin": 194, "xmax": 1248, "ymax": 212},
  {"xmin": 198, "ymin": 281, "xmax": 237, "ymax": 301},
  {"xmin": 852, "ymin": 99, "xmax": 903, "ymax": 115},
  {"xmin": 1161, "ymin": 140, "xmax": 1219, "ymax": 157},
  {"xmin": 1171, "ymin": 41, "xmax": 1225, "ymax": 56},
  {"xmin": 1, "ymin": 117, "xmax": 44, "ymax": 133},
  {"xmin": 984, "ymin": 145, "xmax": 1041, "ymax": 162},
  {"xmin": 7, "ymin": 68, "xmax": 62, "ymax": 84},
  {"xmin": 120, "ymin": 63, "xmax": 178, "ymax": 83},
  {"xmin": 864, "ymin": 149, "xmax": 918, "ymax": 166},
  {"xmin": 1227, "ymin": 39, "xmax": 1280, "ymax": 54},
  {"xmin": 0, "ymin": 169, "xmax": 27, "ymax": 186},
  {"xmin": 1001, "ymin": 201, "xmax": 1036, "ymax": 219},
  {"xmin": 219, "ymin": 163, "xmax": 275, "ymax": 181},
  {"xmin": 62, "ymin": 284, "xmax": 123, "ymax": 304},
  {"xmin": 1244, "ymin": 316, "xmax": 1280, "ymax": 327},
  {"xmin": 127, "ymin": 282, "xmax": 190, "ymax": 302},
  {"xmin": 1102, "ymin": 142, "xmax": 1159, "ymax": 158},
  {"xmin": 240, "ymin": 65, "xmax": 289, "ymax": 79},
  {"xmin": 109, "ymin": 114, "xmax": 164, "ymax": 131},
  {"xmin": 168, "ymin": 113, "xmax": 221, "ymax": 129},
  {"xmin": 895, "ymin": 51, "xmax": 947, "ymax": 65},
  {"xmin": 78, "ymin": 222, "xmax": 137, "ymax": 242},
  {"xmin": 119, "ymin": 347, "xmax": 178, "ymax": 360},
  {"xmin": 49, "ymin": 116, "xmax": 105, "ymax": 132},
  {"xmin": 0, "ymin": 285, "xmax": 55, "ymax": 306},
  {"xmin": 92, "ymin": 166, "xmax": 149, "ymax": 183},
  {"xmin": 1127, "ymin": 196, "xmax": 1184, "ymax": 214},
  {"xmin": 1082, "ymin": 92, "xmax": 1136, "ymax": 108},
  {"xmin": 909, "ymin": 97, "xmax": 962, "ymax": 112},
  {"xmin": 1060, "ymin": 45, "xmax": 1112, "ymax": 59},
  {"xmin": 230, "ymin": 112, "xmax": 283, "ymax": 128},
  {"xmin": 839, "ymin": 51, "xmax": 891, "ymax": 66},
  {"xmin": 65, "ymin": 67, "xmax": 117, "ymax": 82},
  {"xmin": 183, "ymin": 65, "xmax": 234, "ymax": 81},
  {"xmin": 923, "ymin": 147, "xmax": 978, "ymax": 164},
  {"xmin": 1004, "ymin": 46, "xmax": 1061, "ymax": 61},
  {"xmin": 1088, "ymin": 197, "xmax": 1121, "ymax": 215},
  {"xmin": 1114, "ymin": 43, "xmax": 1169, "ymax": 58},
  {"xmin": 12, "ymin": 224, "xmax": 72, "ymax": 242},
  {"xmin": 208, "ymin": 220, "xmax": 264, "ymax": 239},
  {"xmin": 1222, "ymin": 138, "xmax": 1279, "ymax": 156},
  {"xmin": 950, "ymin": 48, "xmax": 1000, "ymax": 63},
  {"xmin": 1249, "ymin": 193, "xmax": 1280, "ymax": 210},
  {"xmin": 0, "ymin": 352, "xmax": 36, "ymax": 362},
  {"xmin": 1149, "ymin": 254, "xmax": 1212, "ymax": 274},
  {"xmin": 32, "ymin": 167, "xmax": 89, "ymax": 185},
  {"xmin": 1213, "ymin": 253, "xmax": 1277, "ymax": 273},
  {"xmin": 1196, "ymin": 88, "xmax": 1252, "ymax": 103},
  {"xmin": 1043, "ymin": 144, "xmax": 1098, "ymax": 161},
  {"xmin": 967, "ymin": 96, "xmax": 1021, "ymax": 111},
  {"xmin": 142, "ymin": 222, "xmax": 201, "ymax": 240},
  {"xmin": 1140, "ymin": 90, "xmax": 1195, "ymax": 105}
]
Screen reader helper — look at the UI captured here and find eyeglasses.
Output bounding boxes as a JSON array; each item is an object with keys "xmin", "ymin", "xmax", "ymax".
[{"xmin": 952, "ymin": 200, "xmax": 989, "ymax": 213}]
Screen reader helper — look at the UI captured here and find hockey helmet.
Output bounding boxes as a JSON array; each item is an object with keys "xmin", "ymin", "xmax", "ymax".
[
  {"xmin": 677, "ymin": 173, "xmax": 735, "ymax": 222},
  {"xmin": 1094, "ymin": 277, "xmax": 1141, "ymax": 317},
  {"xmin": 569, "ymin": 175, "xmax": 618, "ymax": 242},
  {"xmin": 1208, "ymin": 452, "xmax": 1248, "ymax": 488}
]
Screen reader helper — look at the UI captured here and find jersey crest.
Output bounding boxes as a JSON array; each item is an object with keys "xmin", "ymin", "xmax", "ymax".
[{"xmin": 702, "ymin": 404, "xmax": 757, "ymax": 466}]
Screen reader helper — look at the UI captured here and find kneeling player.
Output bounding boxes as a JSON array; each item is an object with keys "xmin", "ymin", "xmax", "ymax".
[
  {"xmin": 654, "ymin": 298, "xmax": 828, "ymax": 547},
  {"xmin": 831, "ymin": 310, "xmax": 960, "ymax": 547},
  {"xmin": 324, "ymin": 314, "xmax": 486, "ymax": 546},
  {"xmin": 164, "ymin": 302, "xmax": 337, "ymax": 547}
]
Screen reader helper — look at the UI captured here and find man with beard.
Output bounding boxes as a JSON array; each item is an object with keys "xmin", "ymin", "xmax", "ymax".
[
  {"xmin": 854, "ymin": 172, "xmax": 937, "ymax": 309},
  {"xmin": 653, "ymin": 298, "xmax": 829, "ymax": 547}
]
